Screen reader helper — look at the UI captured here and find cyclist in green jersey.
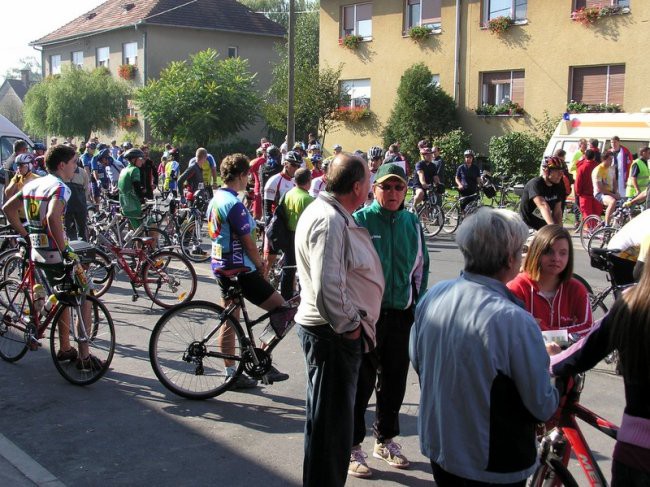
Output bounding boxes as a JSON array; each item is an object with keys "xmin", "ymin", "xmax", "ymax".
[{"xmin": 118, "ymin": 149, "xmax": 146, "ymax": 229}]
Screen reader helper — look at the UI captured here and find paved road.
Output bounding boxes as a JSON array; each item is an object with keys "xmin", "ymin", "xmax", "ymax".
[{"xmin": 0, "ymin": 232, "xmax": 623, "ymax": 486}]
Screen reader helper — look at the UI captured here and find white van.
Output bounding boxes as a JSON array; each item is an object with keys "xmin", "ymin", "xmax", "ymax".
[
  {"xmin": 0, "ymin": 114, "xmax": 33, "ymax": 165},
  {"xmin": 544, "ymin": 112, "xmax": 650, "ymax": 160}
]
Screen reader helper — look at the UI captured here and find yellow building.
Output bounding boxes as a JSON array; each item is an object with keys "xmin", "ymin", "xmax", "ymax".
[{"xmin": 320, "ymin": 0, "xmax": 646, "ymax": 154}]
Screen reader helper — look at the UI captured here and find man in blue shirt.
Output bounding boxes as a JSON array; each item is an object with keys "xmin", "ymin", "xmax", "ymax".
[{"xmin": 455, "ymin": 149, "xmax": 482, "ymax": 209}]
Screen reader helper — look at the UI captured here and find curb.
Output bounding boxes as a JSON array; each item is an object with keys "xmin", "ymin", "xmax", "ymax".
[{"xmin": 0, "ymin": 433, "xmax": 66, "ymax": 486}]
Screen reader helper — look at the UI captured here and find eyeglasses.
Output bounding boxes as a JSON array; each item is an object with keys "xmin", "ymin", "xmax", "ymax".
[{"xmin": 377, "ymin": 183, "xmax": 406, "ymax": 192}]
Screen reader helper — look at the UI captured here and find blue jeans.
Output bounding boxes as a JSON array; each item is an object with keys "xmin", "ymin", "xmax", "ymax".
[{"xmin": 298, "ymin": 324, "xmax": 362, "ymax": 487}]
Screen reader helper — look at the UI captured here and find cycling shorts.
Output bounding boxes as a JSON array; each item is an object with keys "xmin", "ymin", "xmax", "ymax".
[{"xmin": 216, "ymin": 270, "xmax": 275, "ymax": 306}]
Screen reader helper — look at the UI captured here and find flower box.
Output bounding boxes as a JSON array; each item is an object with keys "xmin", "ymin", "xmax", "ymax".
[
  {"xmin": 571, "ymin": 5, "xmax": 629, "ymax": 26},
  {"xmin": 485, "ymin": 16, "xmax": 514, "ymax": 35},
  {"xmin": 118, "ymin": 64, "xmax": 137, "ymax": 80},
  {"xmin": 332, "ymin": 106, "xmax": 371, "ymax": 122},
  {"xmin": 339, "ymin": 34, "xmax": 364, "ymax": 49},
  {"xmin": 118, "ymin": 115, "xmax": 138, "ymax": 129},
  {"xmin": 475, "ymin": 101, "xmax": 524, "ymax": 116}
]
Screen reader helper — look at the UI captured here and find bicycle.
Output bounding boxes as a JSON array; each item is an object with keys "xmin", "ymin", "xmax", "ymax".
[
  {"xmin": 0, "ymin": 250, "xmax": 115, "ymax": 385},
  {"xmin": 441, "ymin": 191, "xmax": 483, "ymax": 234},
  {"xmin": 407, "ymin": 186, "xmax": 444, "ymax": 238},
  {"xmin": 149, "ymin": 266, "xmax": 299, "ymax": 399},
  {"xmin": 578, "ymin": 201, "xmax": 636, "ymax": 251},
  {"xmin": 529, "ymin": 373, "xmax": 618, "ymax": 487}
]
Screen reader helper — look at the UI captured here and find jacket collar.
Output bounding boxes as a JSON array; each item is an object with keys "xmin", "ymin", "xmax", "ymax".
[
  {"xmin": 320, "ymin": 191, "xmax": 357, "ymax": 226},
  {"xmin": 368, "ymin": 200, "xmax": 402, "ymax": 220}
]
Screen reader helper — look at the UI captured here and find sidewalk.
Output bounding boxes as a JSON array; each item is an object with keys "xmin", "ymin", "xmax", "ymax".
[{"xmin": 0, "ymin": 433, "xmax": 65, "ymax": 487}]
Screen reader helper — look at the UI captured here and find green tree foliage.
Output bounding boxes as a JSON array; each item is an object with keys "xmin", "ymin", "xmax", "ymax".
[
  {"xmin": 488, "ymin": 131, "xmax": 546, "ymax": 182},
  {"xmin": 382, "ymin": 63, "xmax": 458, "ymax": 163},
  {"xmin": 238, "ymin": 0, "xmax": 318, "ymax": 31},
  {"xmin": 23, "ymin": 67, "xmax": 129, "ymax": 139},
  {"xmin": 135, "ymin": 49, "xmax": 260, "ymax": 146},
  {"xmin": 431, "ymin": 129, "xmax": 472, "ymax": 185}
]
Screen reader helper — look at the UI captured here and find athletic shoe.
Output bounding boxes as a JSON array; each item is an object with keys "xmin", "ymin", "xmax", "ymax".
[
  {"xmin": 263, "ymin": 365, "xmax": 289, "ymax": 384},
  {"xmin": 348, "ymin": 446, "xmax": 372, "ymax": 478},
  {"xmin": 373, "ymin": 439, "xmax": 410, "ymax": 468},
  {"xmin": 76, "ymin": 354, "xmax": 104, "ymax": 371},
  {"xmin": 226, "ymin": 372, "xmax": 258, "ymax": 390},
  {"xmin": 56, "ymin": 347, "xmax": 78, "ymax": 362}
]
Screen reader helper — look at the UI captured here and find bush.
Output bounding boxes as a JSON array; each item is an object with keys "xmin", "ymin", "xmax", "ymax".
[
  {"xmin": 431, "ymin": 128, "xmax": 472, "ymax": 186},
  {"xmin": 488, "ymin": 131, "xmax": 546, "ymax": 183}
]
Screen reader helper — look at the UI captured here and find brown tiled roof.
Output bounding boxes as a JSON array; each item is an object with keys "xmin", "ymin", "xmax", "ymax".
[{"xmin": 31, "ymin": 0, "xmax": 285, "ymax": 45}]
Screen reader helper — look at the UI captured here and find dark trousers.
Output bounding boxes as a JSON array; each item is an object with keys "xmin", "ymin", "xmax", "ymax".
[
  {"xmin": 431, "ymin": 462, "xmax": 526, "ymax": 487},
  {"xmin": 298, "ymin": 324, "xmax": 362, "ymax": 487},
  {"xmin": 65, "ymin": 210, "xmax": 88, "ymax": 241},
  {"xmin": 353, "ymin": 308, "xmax": 413, "ymax": 446},
  {"xmin": 280, "ymin": 238, "xmax": 296, "ymax": 300}
]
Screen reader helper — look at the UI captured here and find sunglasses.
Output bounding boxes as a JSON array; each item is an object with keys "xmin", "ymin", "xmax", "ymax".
[{"xmin": 377, "ymin": 183, "xmax": 406, "ymax": 192}]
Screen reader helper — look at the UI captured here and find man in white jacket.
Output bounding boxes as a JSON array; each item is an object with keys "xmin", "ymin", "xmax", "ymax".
[{"xmin": 295, "ymin": 154, "xmax": 385, "ymax": 487}]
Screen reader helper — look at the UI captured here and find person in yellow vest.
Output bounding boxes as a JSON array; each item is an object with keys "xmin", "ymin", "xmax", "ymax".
[
  {"xmin": 164, "ymin": 152, "xmax": 180, "ymax": 197},
  {"xmin": 626, "ymin": 146, "xmax": 650, "ymax": 199}
]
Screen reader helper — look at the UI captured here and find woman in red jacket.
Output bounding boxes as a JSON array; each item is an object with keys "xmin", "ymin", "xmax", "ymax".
[{"xmin": 508, "ymin": 224, "xmax": 593, "ymax": 338}]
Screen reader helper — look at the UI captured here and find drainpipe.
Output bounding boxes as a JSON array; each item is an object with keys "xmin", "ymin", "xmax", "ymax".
[
  {"xmin": 135, "ymin": 21, "xmax": 147, "ymax": 140},
  {"xmin": 453, "ymin": 0, "xmax": 461, "ymax": 104}
]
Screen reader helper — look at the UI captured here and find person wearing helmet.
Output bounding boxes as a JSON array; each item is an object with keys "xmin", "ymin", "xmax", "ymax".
[
  {"xmin": 304, "ymin": 144, "xmax": 321, "ymax": 171},
  {"xmin": 309, "ymin": 156, "xmax": 331, "ymax": 198},
  {"xmin": 91, "ymin": 148, "xmax": 112, "ymax": 202},
  {"xmin": 519, "ymin": 156, "xmax": 567, "ymax": 230},
  {"xmin": 260, "ymin": 145, "xmax": 283, "ymax": 207},
  {"xmin": 413, "ymin": 147, "xmax": 441, "ymax": 207},
  {"xmin": 310, "ymin": 153, "xmax": 324, "ymax": 178},
  {"xmin": 5, "ymin": 154, "xmax": 40, "ymax": 215},
  {"xmin": 178, "ymin": 147, "xmax": 206, "ymax": 196},
  {"xmin": 118, "ymin": 148, "xmax": 146, "ymax": 229},
  {"xmin": 33, "ymin": 143, "xmax": 46, "ymax": 157},
  {"xmin": 455, "ymin": 150, "xmax": 482, "ymax": 210},
  {"xmin": 63, "ymin": 148, "xmax": 92, "ymax": 240},
  {"xmin": 163, "ymin": 149, "xmax": 181, "ymax": 197}
]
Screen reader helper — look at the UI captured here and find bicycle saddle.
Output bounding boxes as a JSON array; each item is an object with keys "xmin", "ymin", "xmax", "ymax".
[{"xmin": 214, "ymin": 267, "xmax": 251, "ymax": 278}]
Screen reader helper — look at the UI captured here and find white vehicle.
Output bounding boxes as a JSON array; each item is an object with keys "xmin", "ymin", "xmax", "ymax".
[
  {"xmin": 545, "ymin": 112, "xmax": 650, "ymax": 160},
  {"xmin": 0, "ymin": 114, "xmax": 33, "ymax": 164}
]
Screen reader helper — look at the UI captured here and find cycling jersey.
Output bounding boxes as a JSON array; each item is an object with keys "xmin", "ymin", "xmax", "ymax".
[
  {"xmin": 592, "ymin": 163, "xmax": 616, "ymax": 196},
  {"xmin": 264, "ymin": 172, "xmax": 294, "ymax": 205},
  {"xmin": 519, "ymin": 177, "xmax": 566, "ymax": 230},
  {"xmin": 309, "ymin": 176, "xmax": 326, "ymax": 198},
  {"xmin": 507, "ymin": 273, "xmax": 593, "ymax": 336},
  {"xmin": 118, "ymin": 164, "xmax": 143, "ymax": 225},
  {"xmin": 21, "ymin": 174, "xmax": 71, "ymax": 264},
  {"xmin": 164, "ymin": 160, "xmax": 180, "ymax": 191},
  {"xmin": 413, "ymin": 160, "xmax": 438, "ymax": 188},
  {"xmin": 608, "ymin": 209, "xmax": 650, "ymax": 261},
  {"xmin": 283, "ymin": 186, "xmax": 315, "ymax": 232},
  {"xmin": 207, "ymin": 188, "xmax": 256, "ymax": 273},
  {"xmin": 188, "ymin": 154, "xmax": 216, "ymax": 186}
]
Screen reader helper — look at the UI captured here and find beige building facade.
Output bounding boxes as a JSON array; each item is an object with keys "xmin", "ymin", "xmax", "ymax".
[{"xmin": 320, "ymin": 0, "xmax": 647, "ymax": 154}]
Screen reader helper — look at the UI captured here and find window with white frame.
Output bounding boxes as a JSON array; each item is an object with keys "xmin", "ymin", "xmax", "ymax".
[
  {"xmin": 484, "ymin": 0, "xmax": 527, "ymax": 22},
  {"xmin": 574, "ymin": 0, "xmax": 628, "ymax": 9},
  {"xmin": 227, "ymin": 47, "xmax": 238, "ymax": 58},
  {"xmin": 430, "ymin": 74, "xmax": 440, "ymax": 87},
  {"xmin": 50, "ymin": 55, "xmax": 61, "ymax": 75},
  {"xmin": 340, "ymin": 79, "xmax": 371, "ymax": 109},
  {"xmin": 97, "ymin": 47, "xmax": 110, "ymax": 67},
  {"xmin": 341, "ymin": 3, "xmax": 372, "ymax": 39},
  {"xmin": 71, "ymin": 51, "xmax": 83, "ymax": 69},
  {"xmin": 481, "ymin": 70, "xmax": 525, "ymax": 106},
  {"xmin": 123, "ymin": 42, "xmax": 137, "ymax": 65},
  {"xmin": 405, "ymin": 0, "xmax": 441, "ymax": 31}
]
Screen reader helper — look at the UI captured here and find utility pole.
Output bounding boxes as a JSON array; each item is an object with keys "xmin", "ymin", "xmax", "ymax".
[{"xmin": 286, "ymin": 0, "xmax": 296, "ymax": 148}]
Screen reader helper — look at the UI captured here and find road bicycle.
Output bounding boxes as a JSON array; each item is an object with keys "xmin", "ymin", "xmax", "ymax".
[
  {"xmin": 0, "ymin": 251, "xmax": 115, "ymax": 385},
  {"xmin": 407, "ymin": 186, "xmax": 444, "ymax": 238},
  {"xmin": 528, "ymin": 373, "xmax": 618, "ymax": 486},
  {"xmin": 578, "ymin": 202, "xmax": 635, "ymax": 251},
  {"xmin": 441, "ymin": 191, "xmax": 483, "ymax": 234},
  {"xmin": 149, "ymin": 266, "xmax": 299, "ymax": 399}
]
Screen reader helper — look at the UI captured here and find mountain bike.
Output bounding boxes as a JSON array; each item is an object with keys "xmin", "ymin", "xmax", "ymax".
[
  {"xmin": 441, "ymin": 191, "xmax": 483, "ymax": 234},
  {"xmin": 528, "ymin": 373, "xmax": 618, "ymax": 487},
  {"xmin": 0, "ymin": 254, "xmax": 115, "ymax": 385},
  {"xmin": 407, "ymin": 186, "xmax": 444, "ymax": 238},
  {"xmin": 149, "ymin": 266, "xmax": 299, "ymax": 399}
]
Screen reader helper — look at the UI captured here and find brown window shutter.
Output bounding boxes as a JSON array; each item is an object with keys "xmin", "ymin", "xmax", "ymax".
[
  {"xmin": 576, "ymin": 0, "xmax": 612, "ymax": 8},
  {"xmin": 511, "ymin": 71, "xmax": 525, "ymax": 106},
  {"xmin": 343, "ymin": 6, "xmax": 354, "ymax": 34},
  {"xmin": 607, "ymin": 64, "xmax": 625, "ymax": 105},
  {"xmin": 421, "ymin": 0, "xmax": 441, "ymax": 24},
  {"xmin": 572, "ymin": 66, "xmax": 607, "ymax": 104}
]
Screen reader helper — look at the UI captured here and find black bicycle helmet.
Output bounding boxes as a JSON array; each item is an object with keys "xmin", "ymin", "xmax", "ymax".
[
  {"xmin": 368, "ymin": 146, "xmax": 383, "ymax": 160},
  {"xmin": 284, "ymin": 150, "xmax": 303, "ymax": 165},
  {"xmin": 97, "ymin": 148, "xmax": 111, "ymax": 160},
  {"xmin": 123, "ymin": 148, "xmax": 144, "ymax": 161},
  {"xmin": 266, "ymin": 144, "xmax": 281, "ymax": 160},
  {"xmin": 33, "ymin": 142, "xmax": 46, "ymax": 151}
]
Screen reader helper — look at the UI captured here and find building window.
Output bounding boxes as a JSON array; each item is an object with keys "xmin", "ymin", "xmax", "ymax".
[
  {"xmin": 97, "ymin": 47, "xmax": 110, "ymax": 67},
  {"xmin": 71, "ymin": 51, "xmax": 83, "ymax": 69},
  {"xmin": 484, "ymin": 0, "xmax": 527, "ymax": 22},
  {"xmin": 481, "ymin": 70, "xmax": 525, "ymax": 106},
  {"xmin": 574, "ymin": 0, "xmax": 628, "ymax": 9},
  {"xmin": 50, "ymin": 55, "xmax": 61, "ymax": 75},
  {"xmin": 123, "ymin": 42, "xmax": 137, "ymax": 65},
  {"xmin": 570, "ymin": 64, "xmax": 625, "ymax": 105},
  {"xmin": 227, "ymin": 47, "xmax": 238, "ymax": 58},
  {"xmin": 341, "ymin": 3, "xmax": 372, "ymax": 39},
  {"xmin": 405, "ymin": 0, "xmax": 441, "ymax": 31},
  {"xmin": 340, "ymin": 79, "xmax": 371, "ymax": 108},
  {"xmin": 431, "ymin": 74, "xmax": 440, "ymax": 87}
]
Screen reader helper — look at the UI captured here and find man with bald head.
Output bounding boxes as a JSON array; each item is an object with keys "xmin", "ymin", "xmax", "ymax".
[{"xmin": 295, "ymin": 154, "xmax": 385, "ymax": 487}]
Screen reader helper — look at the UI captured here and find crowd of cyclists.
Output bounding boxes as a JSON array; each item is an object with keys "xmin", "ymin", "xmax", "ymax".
[{"xmin": 0, "ymin": 131, "xmax": 649, "ymax": 486}]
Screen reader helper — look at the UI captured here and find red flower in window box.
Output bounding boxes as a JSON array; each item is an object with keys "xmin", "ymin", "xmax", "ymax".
[
  {"xmin": 118, "ymin": 115, "xmax": 138, "ymax": 129},
  {"xmin": 118, "ymin": 64, "xmax": 137, "ymax": 80},
  {"xmin": 332, "ymin": 106, "xmax": 371, "ymax": 122}
]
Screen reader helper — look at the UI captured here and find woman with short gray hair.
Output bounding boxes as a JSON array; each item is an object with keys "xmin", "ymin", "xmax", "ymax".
[{"xmin": 410, "ymin": 207, "xmax": 558, "ymax": 486}]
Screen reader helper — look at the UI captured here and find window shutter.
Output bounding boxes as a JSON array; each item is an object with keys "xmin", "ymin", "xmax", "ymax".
[
  {"xmin": 343, "ymin": 6, "xmax": 354, "ymax": 33},
  {"xmin": 356, "ymin": 3, "xmax": 372, "ymax": 22},
  {"xmin": 421, "ymin": 0, "xmax": 441, "ymax": 24},
  {"xmin": 607, "ymin": 64, "xmax": 625, "ymax": 105},
  {"xmin": 576, "ymin": 0, "xmax": 613, "ymax": 8},
  {"xmin": 572, "ymin": 66, "xmax": 606, "ymax": 104},
  {"xmin": 511, "ymin": 71, "xmax": 525, "ymax": 105},
  {"xmin": 482, "ymin": 71, "xmax": 511, "ymax": 85}
]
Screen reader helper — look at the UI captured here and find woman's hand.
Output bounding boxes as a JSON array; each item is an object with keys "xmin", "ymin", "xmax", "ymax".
[{"xmin": 546, "ymin": 342, "xmax": 562, "ymax": 356}]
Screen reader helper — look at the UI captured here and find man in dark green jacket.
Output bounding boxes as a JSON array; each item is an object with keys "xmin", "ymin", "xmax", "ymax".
[{"xmin": 348, "ymin": 163, "xmax": 430, "ymax": 478}]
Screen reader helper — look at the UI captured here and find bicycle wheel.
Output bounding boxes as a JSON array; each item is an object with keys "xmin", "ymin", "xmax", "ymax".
[
  {"xmin": 179, "ymin": 220, "xmax": 211, "ymax": 263},
  {"xmin": 50, "ymin": 295, "xmax": 115, "ymax": 386},
  {"xmin": 142, "ymin": 250, "xmax": 197, "ymax": 308},
  {"xmin": 578, "ymin": 215, "xmax": 601, "ymax": 251},
  {"xmin": 2, "ymin": 253, "xmax": 26, "ymax": 282},
  {"xmin": 86, "ymin": 249, "xmax": 115, "ymax": 298},
  {"xmin": 149, "ymin": 300, "xmax": 247, "ymax": 399},
  {"xmin": 587, "ymin": 226, "xmax": 617, "ymax": 253},
  {"xmin": 441, "ymin": 201, "xmax": 460, "ymax": 234},
  {"xmin": 0, "ymin": 279, "xmax": 30, "ymax": 362},
  {"xmin": 417, "ymin": 203, "xmax": 444, "ymax": 238},
  {"xmin": 528, "ymin": 458, "xmax": 579, "ymax": 487}
]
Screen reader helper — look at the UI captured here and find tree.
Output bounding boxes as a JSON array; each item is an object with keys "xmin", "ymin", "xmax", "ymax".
[
  {"xmin": 4, "ymin": 56, "xmax": 42, "ymax": 83},
  {"xmin": 431, "ymin": 128, "xmax": 473, "ymax": 185},
  {"xmin": 382, "ymin": 63, "xmax": 458, "ymax": 163},
  {"xmin": 23, "ymin": 67, "xmax": 130, "ymax": 140},
  {"xmin": 135, "ymin": 49, "xmax": 260, "ymax": 146},
  {"xmin": 238, "ymin": 0, "xmax": 319, "ymax": 30},
  {"xmin": 488, "ymin": 131, "xmax": 546, "ymax": 182}
]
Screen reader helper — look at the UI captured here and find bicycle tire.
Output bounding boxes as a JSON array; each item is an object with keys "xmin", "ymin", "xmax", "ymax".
[
  {"xmin": 417, "ymin": 203, "xmax": 444, "ymax": 238},
  {"xmin": 0, "ymin": 279, "xmax": 30, "ymax": 362},
  {"xmin": 49, "ymin": 294, "xmax": 115, "ymax": 386},
  {"xmin": 86, "ymin": 248, "xmax": 115, "ymax": 298},
  {"xmin": 587, "ymin": 226, "xmax": 617, "ymax": 253},
  {"xmin": 179, "ymin": 220, "xmax": 211, "ymax": 263},
  {"xmin": 528, "ymin": 458, "xmax": 579, "ymax": 487},
  {"xmin": 579, "ymin": 215, "xmax": 601, "ymax": 251},
  {"xmin": 441, "ymin": 201, "xmax": 460, "ymax": 234},
  {"xmin": 1, "ymin": 253, "xmax": 26, "ymax": 282},
  {"xmin": 142, "ymin": 250, "xmax": 197, "ymax": 308},
  {"xmin": 149, "ymin": 300, "xmax": 247, "ymax": 399}
]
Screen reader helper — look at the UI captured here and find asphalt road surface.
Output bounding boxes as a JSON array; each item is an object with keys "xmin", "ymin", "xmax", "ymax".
[{"xmin": 0, "ymin": 231, "xmax": 623, "ymax": 486}]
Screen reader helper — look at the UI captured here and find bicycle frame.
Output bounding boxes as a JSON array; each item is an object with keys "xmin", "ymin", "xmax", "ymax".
[{"xmin": 14, "ymin": 261, "xmax": 62, "ymax": 341}]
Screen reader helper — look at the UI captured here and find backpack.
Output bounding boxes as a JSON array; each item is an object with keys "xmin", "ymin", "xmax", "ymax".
[{"xmin": 265, "ymin": 195, "xmax": 291, "ymax": 253}]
